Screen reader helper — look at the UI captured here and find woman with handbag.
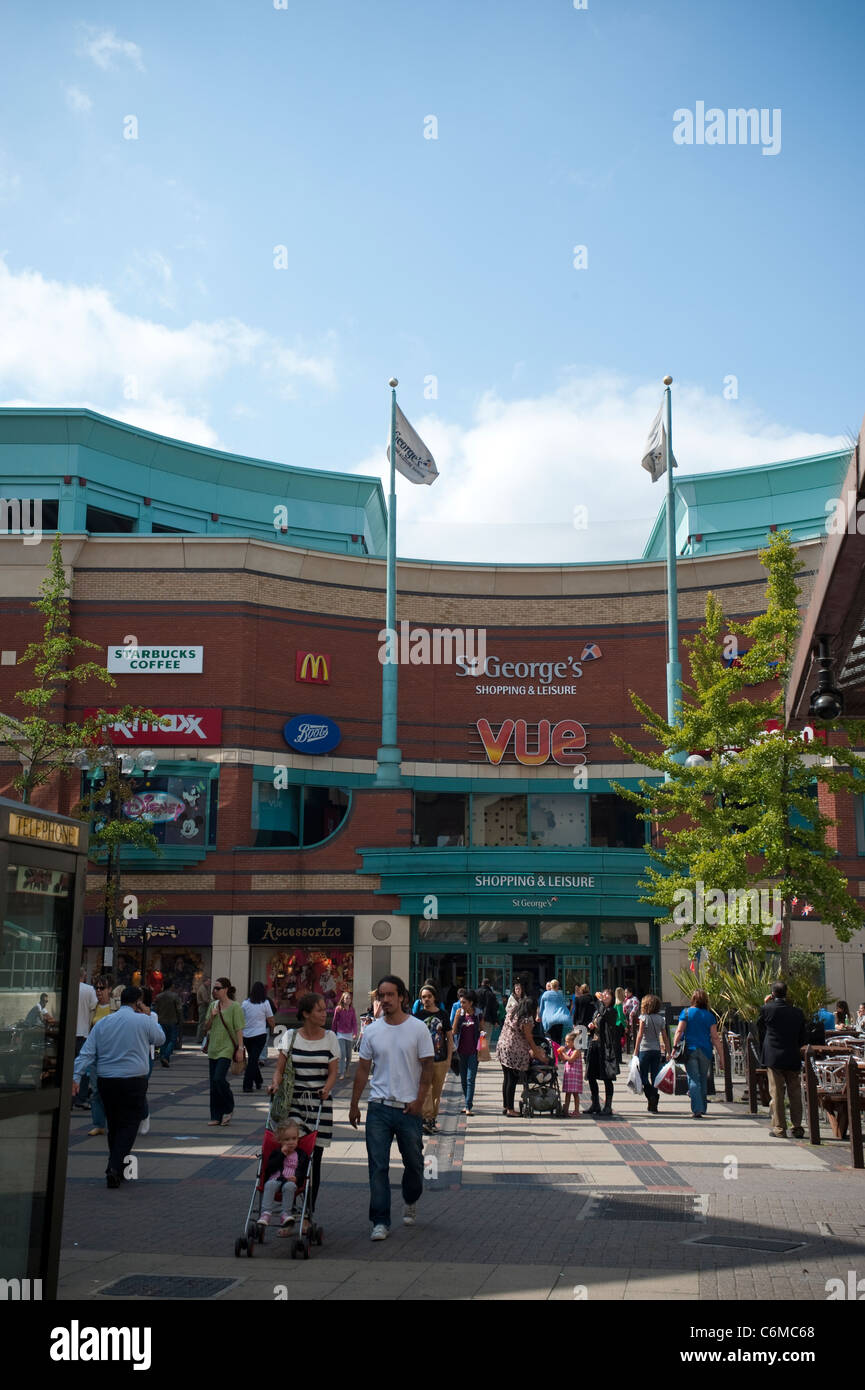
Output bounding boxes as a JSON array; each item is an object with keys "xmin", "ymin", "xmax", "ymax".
[
  {"xmin": 672, "ymin": 988, "xmax": 724, "ymax": 1119},
  {"xmin": 497, "ymin": 996, "xmax": 548, "ymax": 1116},
  {"xmin": 583, "ymin": 988, "xmax": 619, "ymax": 1115},
  {"xmin": 633, "ymin": 993, "xmax": 669, "ymax": 1114},
  {"xmin": 268, "ymin": 992, "xmax": 339, "ymax": 1222},
  {"xmin": 452, "ymin": 989, "xmax": 484, "ymax": 1115},
  {"xmin": 203, "ymin": 978, "xmax": 245, "ymax": 1127}
]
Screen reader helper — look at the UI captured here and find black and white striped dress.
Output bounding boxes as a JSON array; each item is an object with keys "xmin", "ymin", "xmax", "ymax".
[{"xmin": 278, "ymin": 1028, "xmax": 339, "ymax": 1148}]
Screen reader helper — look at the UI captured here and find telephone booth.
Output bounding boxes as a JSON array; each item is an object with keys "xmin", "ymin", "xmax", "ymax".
[{"xmin": 0, "ymin": 798, "xmax": 89, "ymax": 1299}]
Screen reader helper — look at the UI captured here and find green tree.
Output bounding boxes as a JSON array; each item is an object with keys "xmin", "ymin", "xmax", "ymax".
[
  {"xmin": 0, "ymin": 534, "xmax": 158, "ymax": 804},
  {"xmin": 613, "ymin": 530, "xmax": 865, "ymax": 975}
]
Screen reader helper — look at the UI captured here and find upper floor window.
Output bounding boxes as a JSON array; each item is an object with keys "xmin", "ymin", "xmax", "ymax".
[
  {"xmin": 251, "ymin": 779, "xmax": 349, "ymax": 848},
  {"xmin": 590, "ymin": 794, "xmax": 644, "ymax": 848}
]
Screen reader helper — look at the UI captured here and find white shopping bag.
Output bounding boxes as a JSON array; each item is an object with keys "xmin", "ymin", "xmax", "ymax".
[{"xmin": 626, "ymin": 1054, "xmax": 644, "ymax": 1094}]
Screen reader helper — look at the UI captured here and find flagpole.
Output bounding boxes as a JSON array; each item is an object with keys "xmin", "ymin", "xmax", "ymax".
[
  {"xmin": 375, "ymin": 377, "xmax": 403, "ymax": 787},
  {"xmin": 663, "ymin": 374, "xmax": 681, "ymax": 726}
]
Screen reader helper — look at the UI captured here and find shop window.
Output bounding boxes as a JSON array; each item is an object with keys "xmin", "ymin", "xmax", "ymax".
[
  {"xmin": 472, "ymin": 794, "xmax": 527, "ymax": 847},
  {"xmin": 302, "ymin": 786, "xmax": 349, "ymax": 845},
  {"xmin": 416, "ymin": 919, "xmax": 468, "ymax": 943},
  {"xmin": 789, "ymin": 781, "xmax": 818, "ymax": 831},
  {"xmin": 116, "ymin": 771, "xmax": 212, "ymax": 848},
  {"xmin": 85, "ymin": 505, "xmax": 135, "ymax": 533},
  {"xmin": 590, "ymin": 794, "xmax": 645, "ymax": 848},
  {"xmin": 598, "ymin": 920, "xmax": 652, "ymax": 946},
  {"xmin": 151, "ymin": 522, "xmax": 186, "ymax": 534},
  {"xmin": 251, "ymin": 779, "xmax": 349, "ymax": 848},
  {"xmin": 477, "ymin": 919, "xmax": 529, "ymax": 944},
  {"xmin": 413, "ymin": 792, "xmax": 468, "ymax": 846},
  {"xmin": 539, "ymin": 919, "xmax": 590, "ymax": 944},
  {"xmin": 530, "ymin": 795, "xmax": 587, "ymax": 847}
]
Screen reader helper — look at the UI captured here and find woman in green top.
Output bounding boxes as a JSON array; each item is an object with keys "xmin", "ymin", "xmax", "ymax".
[
  {"xmin": 614, "ymin": 987, "xmax": 627, "ymax": 1062},
  {"xmin": 203, "ymin": 977, "xmax": 245, "ymax": 1126}
]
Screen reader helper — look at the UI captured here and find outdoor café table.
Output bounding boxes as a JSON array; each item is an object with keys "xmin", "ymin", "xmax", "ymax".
[{"xmin": 803, "ymin": 1044, "xmax": 865, "ymax": 1140}]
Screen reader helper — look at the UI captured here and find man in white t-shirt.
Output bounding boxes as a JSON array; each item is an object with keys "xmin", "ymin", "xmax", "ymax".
[
  {"xmin": 349, "ymin": 975, "xmax": 434, "ymax": 1241},
  {"xmin": 74, "ymin": 967, "xmax": 98, "ymax": 1109}
]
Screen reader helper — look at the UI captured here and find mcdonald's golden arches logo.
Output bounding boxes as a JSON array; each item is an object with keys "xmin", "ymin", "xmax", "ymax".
[{"xmin": 295, "ymin": 651, "xmax": 330, "ymax": 684}]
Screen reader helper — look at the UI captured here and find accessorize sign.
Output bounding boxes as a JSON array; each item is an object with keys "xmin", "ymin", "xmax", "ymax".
[
  {"xmin": 247, "ymin": 916, "xmax": 354, "ymax": 945},
  {"xmin": 8, "ymin": 812, "xmax": 81, "ymax": 847},
  {"xmin": 83, "ymin": 709, "xmax": 223, "ymax": 745},
  {"xmin": 107, "ymin": 646, "xmax": 203, "ymax": 673},
  {"xmin": 283, "ymin": 714, "xmax": 341, "ymax": 755}
]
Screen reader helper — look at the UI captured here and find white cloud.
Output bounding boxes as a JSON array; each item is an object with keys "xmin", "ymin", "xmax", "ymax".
[
  {"xmin": 77, "ymin": 26, "xmax": 144, "ymax": 72},
  {"xmin": 353, "ymin": 374, "xmax": 846, "ymax": 563},
  {"xmin": 65, "ymin": 85, "xmax": 93, "ymax": 113},
  {"xmin": 0, "ymin": 258, "xmax": 335, "ymax": 446}
]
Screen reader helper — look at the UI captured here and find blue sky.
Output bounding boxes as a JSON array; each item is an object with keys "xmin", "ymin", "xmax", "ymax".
[{"xmin": 1, "ymin": 0, "xmax": 863, "ymax": 561}]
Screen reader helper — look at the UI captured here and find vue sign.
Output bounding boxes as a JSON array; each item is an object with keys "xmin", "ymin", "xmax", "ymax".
[{"xmin": 476, "ymin": 718, "xmax": 587, "ymax": 767}]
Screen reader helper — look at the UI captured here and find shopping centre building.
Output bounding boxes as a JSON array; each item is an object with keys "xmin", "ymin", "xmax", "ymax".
[{"xmin": 1, "ymin": 406, "xmax": 864, "ymax": 1029}]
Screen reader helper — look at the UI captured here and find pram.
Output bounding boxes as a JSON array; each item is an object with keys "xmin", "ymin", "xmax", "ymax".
[
  {"xmin": 234, "ymin": 1090, "xmax": 324, "ymax": 1261},
  {"xmin": 518, "ymin": 1035, "xmax": 563, "ymax": 1118}
]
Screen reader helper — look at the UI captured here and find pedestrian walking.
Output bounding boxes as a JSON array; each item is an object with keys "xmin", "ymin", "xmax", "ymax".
[
  {"xmin": 757, "ymin": 981, "xmax": 806, "ymax": 1138},
  {"xmin": 672, "ymin": 989, "xmax": 725, "ymax": 1119},
  {"xmin": 572, "ymin": 983, "xmax": 596, "ymax": 1031},
  {"xmin": 538, "ymin": 979, "xmax": 572, "ymax": 1046},
  {"xmin": 633, "ymin": 994, "xmax": 669, "ymax": 1114},
  {"xmin": 452, "ymin": 988, "xmax": 484, "ymax": 1115},
  {"xmin": 332, "ymin": 991, "xmax": 358, "ymax": 1080},
  {"xmin": 85, "ymin": 978, "xmax": 113, "ymax": 1136},
  {"xmin": 412, "ymin": 978, "xmax": 438, "ymax": 1015},
  {"xmin": 72, "ymin": 985, "xmax": 165, "ymax": 1188},
  {"xmin": 614, "ymin": 987, "xmax": 628, "ymax": 1061},
  {"xmin": 416, "ymin": 983, "xmax": 452, "ymax": 1134},
  {"xmin": 73, "ymin": 967, "xmax": 98, "ymax": 1109},
  {"xmin": 559, "ymin": 1030, "xmax": 584, "ymax": 1116},
  {"xmin": 622, "ymin": 986, "xmax": 640, "ymax": 1052},
  {"xmin": 268, "ymin": 992, "xmax": 338, "ymax": 1220},
  {"xmin": 505, "ymin": 978, "xmax": 524, "ymax": 1016},
  {"xmin": 348, "ymin": 976, "xmax": 434, "ymax": 1241},
  {"xmin": 241, "ymin": 981, "xmax": 274, "ymax": 1092},
  {"xmin": 203, "ymin": 978, "xmax": 245, "ymax": 1126},
  {"xmin": 475, "ymin": 977, "xmax": 499, "ymax": 1048},
  {"xmin": 496, "ymin": 996, "xmax": 548, "ymax": 1116},
  {"xmin": 194, "ymin": 973, "xmax": 212, "ymax": 1042},
  {"xmin": 584, "ymin": 988, "xmax": 620, "ymax": 1115},
  {"xmin": 152, "ymin": 978, "xmax": 183, "ymax": 1067}
]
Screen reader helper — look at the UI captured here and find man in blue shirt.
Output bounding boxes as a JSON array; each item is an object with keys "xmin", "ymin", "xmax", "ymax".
[{"xmin": 73, "ymin": 985, "xmax": 165, "ymax": 1188}]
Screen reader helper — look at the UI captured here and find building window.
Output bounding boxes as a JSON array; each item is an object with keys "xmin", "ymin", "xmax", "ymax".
[
  {"xmin": 151, "ymin": 523, "xmax": 186, "ymax": 534},
  {"xmin": 416, "ymin": 918, "xmax": 468, "ymax": 943},
  {"xmin": 538, "ymin": 919, "xmax": 590, "ymax": 944},
  {"xmin": 117, "ymin": 770, "xmax": 213, "ymax": 848},
  {"xmin": 251, "ymin": 779, "xmax": 349, "ymax": 848},
  {"xmin": 529, "ymin": 795, "xmax": 587, "ymax": 847},
  {"xmin": 590, "ymin": 794, "xmax": 644, "ymax": 848},
  {"xmin": 472, "ymin": 795, "xmax": 527, "ymax": 847},
  {"xmin": 598, "ymin": 920, "xmax": 652, "ymax": 946},
  {"xmin": 413, "ymin": 793, "xmax": 468, "ymax": 846},
  {"xmin": 477, "ymin": 919, "xmax": 529, "ymax": 944},
  {"xmin": 85, "ymin": 505, "xmax": 135, "ymax": 533}
]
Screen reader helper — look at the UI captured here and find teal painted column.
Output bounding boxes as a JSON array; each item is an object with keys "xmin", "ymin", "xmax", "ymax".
[
  {"xmin": 375, "ymin": 378, "xmax": 403, "ymax": 787},
  {"xmin": 663, "ymin": 375, "xmax": 682, "ymax": 726}
]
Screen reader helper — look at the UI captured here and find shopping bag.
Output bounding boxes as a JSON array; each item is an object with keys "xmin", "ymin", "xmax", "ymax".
[
  {"xmin": 674, "ymin": 1063, "xmax": 689, "ymax": 1095},
  {"xmin": 626, "ymin": 1054, "xmax": 643, "ymax": 1095},
  {"xmin": 655, "ymin": 1058, "xmax": 675, "ymax": 1094},
  {"xmin": 479, "ymin": 1033, "xmax": 491, "ymax": 1063}
]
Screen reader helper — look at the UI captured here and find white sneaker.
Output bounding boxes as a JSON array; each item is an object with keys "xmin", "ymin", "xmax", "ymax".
[
  {"xmin": 138, "ymin": 1115, "xmax": 150, "ymax": 1136},
  {"xmin": 403, "ymin": 1204, "xmax": 417, "ymax": 1226},
  {"xmin": 370, "ymin": 1224, "xmax": 389, "ymax": 1241}
]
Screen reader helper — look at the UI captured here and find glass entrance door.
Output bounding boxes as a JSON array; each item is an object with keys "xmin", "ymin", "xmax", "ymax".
[
  {"xmin": 415, "ymin": 952, "xmax": 468, "ymax": 1011},
  {"xmin": 601, "ymin": 953, "xmax": 655, "ymax": 999},
  {"xmin": 556, "ymin": 954, "xmax": 592, "ymax": 1004},
  {"xmin": 477, "ymin": 955, "xmax": 509, "ymax": 1000}
]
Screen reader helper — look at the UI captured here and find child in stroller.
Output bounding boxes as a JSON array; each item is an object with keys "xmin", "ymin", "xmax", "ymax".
[
  {"xmin": 519, "ymin": 1034, "xmax": 563, "ymax": 1118},
  {"xmin": 258, "ymin": 1121, "xmax": 310, "ymax": 1235}
]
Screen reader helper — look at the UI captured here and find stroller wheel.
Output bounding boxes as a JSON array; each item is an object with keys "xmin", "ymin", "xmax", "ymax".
[
  {"xmin": 246, "ymin": 1236, "xmax": 255, "ymax": 1257},
  {"xmin": 247, "ymin": 1222, "xmax": 258, "ymax": 1244},
  {"xmin": 234, "ymin": 1238, "xmax": 244, "ymax": 1258},
  {"xmin": 302, "ymin": 1237, "xmax": 311, "ymax": 1259},
  {"xmin": 291, "ymin": 1239, "xmax": 301, "ymax": 1260}
]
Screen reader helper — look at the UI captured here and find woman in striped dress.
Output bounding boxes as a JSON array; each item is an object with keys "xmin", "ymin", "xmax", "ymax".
[{"xmin": 269, "ymin": 993, "xmax": 339, "ymax": 1220}]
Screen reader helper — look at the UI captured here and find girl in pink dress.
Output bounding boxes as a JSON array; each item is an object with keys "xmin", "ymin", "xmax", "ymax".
[{"xmin": 560, "ymin": 1030, "xmax": 584, "ymax": 1117}]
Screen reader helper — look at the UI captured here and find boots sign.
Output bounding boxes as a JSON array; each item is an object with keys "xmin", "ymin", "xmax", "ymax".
[{"xmin": 476, "ymin": 718, "xmax": 588, "ymax": 766}]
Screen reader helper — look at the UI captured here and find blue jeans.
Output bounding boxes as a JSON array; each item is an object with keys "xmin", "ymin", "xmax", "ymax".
[
  {"xmin": 337, "ymin": 1037, "xmax": 354, "ymax": 1073},
  {"xmin": 88, "ymin": 1066, "xmax": 106, "ymax": 1128},
  {"xmin": 685, "ymin": 1048, "xmax": 710, "ymax": 1114},
  {"xmin": 159, "ymin": 1024, "xmax": 178, "ymax": 1063},
  {"xmin": 365, "ymin": 1102, "xmax": 424, "ymax": 1229},
  {"xmin": 458, "ymin": 1052, "xmax": 479, "ymax": 1108}
]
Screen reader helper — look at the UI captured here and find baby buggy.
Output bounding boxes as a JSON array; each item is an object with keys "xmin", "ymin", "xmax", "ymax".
[
  {"xmin": 234, "ymin": 1091, "xmax": 324, "ymax": 1262},
  {"xmin": 519, "ymin": 1037, "xmax": 563, "ymax": 1118}
]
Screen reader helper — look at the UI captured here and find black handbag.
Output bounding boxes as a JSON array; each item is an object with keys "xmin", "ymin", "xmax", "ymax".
[
  {"xmin": 672, "ymin": 1037, "xmax": 687, "ymax": 1062},
  {"xmin": 674, "ymin": 1063, "xmax": 689, "ymax": 1095}
]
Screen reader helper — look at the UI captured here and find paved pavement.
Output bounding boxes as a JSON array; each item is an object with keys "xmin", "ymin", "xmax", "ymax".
[{"xmin": 59, "ymin": 1043, "xmax": 865, "ymax": 1303}]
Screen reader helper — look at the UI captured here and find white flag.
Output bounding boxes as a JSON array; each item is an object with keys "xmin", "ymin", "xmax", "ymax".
[
  {"xmin": 641, "ymin": 403, "xmax": 677, "ymax": 482},
  {"xmin": 388, "ymin": 405, "xmax": 438, "ymax": 486}
]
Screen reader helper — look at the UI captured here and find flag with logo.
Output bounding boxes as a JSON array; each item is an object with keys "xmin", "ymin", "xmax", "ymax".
[
  {"xmin": 641, "ymin": 403, "xmax": 677, "ymax": 482},
  {"xmin": 388, "ymin": 406, "xmax": 438, "ymax": 485}
]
